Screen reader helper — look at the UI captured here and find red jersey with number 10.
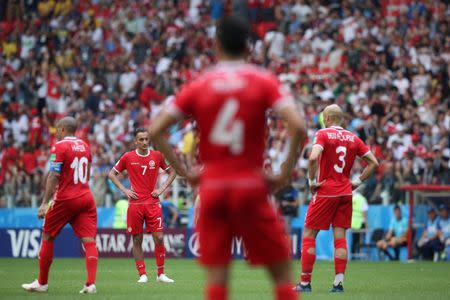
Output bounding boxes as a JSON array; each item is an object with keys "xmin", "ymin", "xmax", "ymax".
[
  {"xmin": 168, "ymin": 61, "xmax": 293, "ymax": 176},
  {"xmin": 113, "ymin": 150, "xmax": 170, "ymax": 204},
  {"xmin": 50, "ymin": 137, "xmax": 92, "ymax": 201},
  {"xmin": 313, "ymin": 126, "xmax": 370, "ymax": 197}
]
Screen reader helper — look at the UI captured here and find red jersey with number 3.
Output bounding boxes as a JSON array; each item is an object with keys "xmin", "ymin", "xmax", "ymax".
[
  {"xmin": 50, "ymin": 137, "xmax": 92, "ymax": 201},
  {"xmin": 113, "ymin": 150, "xmax": 170, "ymax": 204},
  {"xmin": 313, "ymin": 126, "xmax": 370, "ymax": 197},
  {"xmin": 168, "ymin": 61, "xmax": 293, "ymax": 176}
]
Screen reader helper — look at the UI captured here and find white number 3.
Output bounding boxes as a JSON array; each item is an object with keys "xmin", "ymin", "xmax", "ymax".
[
  {"xmin": 334, "ymin": 146, "xmax": 347, "ymax": 173},
  {"xmin": 209, "ymin": 98, "xmax": 244, "ymax": 154}
]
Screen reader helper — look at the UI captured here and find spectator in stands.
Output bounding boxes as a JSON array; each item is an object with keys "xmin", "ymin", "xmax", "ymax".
[
  {"xmin": 351, "ymin": 191, "xmax": 369, "ymax": 259},
  {"xmin": 437, "ymin": 205, "xmax": 450, "ymax": 260},
  {"xmin": 417, "ymin": 208, "xmax": 443, "ymax": 260},
  {"xmin": 274, "ymin": 182, "xmax": 300, "ymax": 232},
  {"xmin": 376, "ymin": 205, "xmax": 408, "ymax": 260}
]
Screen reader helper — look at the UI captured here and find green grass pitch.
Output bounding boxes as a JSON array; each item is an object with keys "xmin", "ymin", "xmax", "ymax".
[{"xmin": 0, "ymin": 258, "xmax": 449, "ymax": 300}]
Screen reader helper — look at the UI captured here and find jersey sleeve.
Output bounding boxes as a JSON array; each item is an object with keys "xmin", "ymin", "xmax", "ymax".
[
  {"xmin": 167, "ymin": 82, "xmax": 196, "ymax": 119},
  {"xmin": 113, "ymin": 153, "xmax": 127, "ymax": 173},
  {"xmin": 265, "ymin": 74, "xmax": 294, "ymax": 112},
  {"xmin": 356, "ymin": 137, "xmax": 371, "ymax": 157},
  {"xmin": 312, "ymin": 130, "xmax": 326, "ymax": 151},
  {"xmin": 49, "ymin": 144, "xmax": 64, "ymax": 173},
  {"xmin": 159, "ymin": 152, "xmax": 171, "ymax": 171}
]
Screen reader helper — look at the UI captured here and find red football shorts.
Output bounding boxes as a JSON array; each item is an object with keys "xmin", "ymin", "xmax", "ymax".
[
  {"xmin": 197, "ymin": 173, "xmax": 290, "ymax": 266},
  {"xmin": 127, "ymin": 203, "xmax": 163, "ymax": 235},
  {"xmin": 305, "ymin": 195, "xmax": 352, "ymax": 230},
  {"xmin": 43, "ymin": 193, "xmax": 97, "ymax": 238}
]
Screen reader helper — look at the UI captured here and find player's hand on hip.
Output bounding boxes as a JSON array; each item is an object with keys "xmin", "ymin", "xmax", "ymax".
[
  {"xmin": 151, "ymin": 189, "xmax": 162, "ymax": 198},
  {"xmin": 124, "ymin": 189, "xmax": 138, "ymax": 200},
  {"xmin": 185, "ymin": 171, "xmax": 200, "ymax": 186},
  {"xmin": 37, "ymin": 202, "xmax": 48, "ymax": 219},
  {"xmin": 265, "ymin": 173, "xmax": 289, "ymax": 192},
  {"xmin": 310, "ymin": 180, "xmax": 326, "ymax": 193}
]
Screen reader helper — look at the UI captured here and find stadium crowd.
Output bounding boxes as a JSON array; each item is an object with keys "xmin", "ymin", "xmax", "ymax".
[{"xmin": 0, "ymin": 0, "xmax": 449, "ymax": 209}]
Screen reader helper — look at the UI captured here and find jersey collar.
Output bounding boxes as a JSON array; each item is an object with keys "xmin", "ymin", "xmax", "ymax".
[
  {"xmin": 64, "ymin": 136, "xmax": 77, "ymax": 140},
  {"xmin": 135, "ymin": 149, "xmax": 150, "ymax": 157},
  {"xmin": 331, "ymin": 126, "xmax": 344, "ymax": 130}
]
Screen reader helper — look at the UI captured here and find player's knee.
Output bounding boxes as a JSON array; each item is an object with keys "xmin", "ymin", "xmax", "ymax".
[
  {"xmin": 154, "ymin": 235, "xmax": 164, "ymax": 245},
  {"xmin": 43, "ymin": 233, "xmax": 55, "ymax": 241},
  {"xmin": 133, "ymin": 234, "xmax": 143, "ymax": 245},
  {"xmin": 335, "ymin": 247, "xmax": 347, "ymax": 259},
  {"xmin": 306, "ymin": 247, "xmax": 316, "ymax": 255}
]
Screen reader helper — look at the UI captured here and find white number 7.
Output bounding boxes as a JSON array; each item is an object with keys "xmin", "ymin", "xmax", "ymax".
[
  {"xmin": 141, "ymin": 166, "xmax": 147, "ymax": 175},
  {"xmin": 157, "ymin": 217, "xmax": 162, "ymax": 228}
]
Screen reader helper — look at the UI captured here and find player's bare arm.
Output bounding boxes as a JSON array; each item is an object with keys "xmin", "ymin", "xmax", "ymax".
[
  {"xmin": 352, "ymin": 152, "xmax": 379, "ymax": 190},
  {"xmin": 108, "ymin": 168, "xmax": 138, "ymax": 199},
  {"xmin": 148, "ymin": 112, "xmax": 199, "ymax": 185},
  {"xmin": 266, "ymin": 105, "xmax": 307, "ymax": 192},
  {"xmin": 38, "ymin": 171, "xmax": 59, "ymax": 219},
  {"xmin": 307, "ymin": 145, "xmax": 326, "ymax": 193},
  {"xmin": 151, "ymin": 168, "xmax": 177, "ymax": 197}
]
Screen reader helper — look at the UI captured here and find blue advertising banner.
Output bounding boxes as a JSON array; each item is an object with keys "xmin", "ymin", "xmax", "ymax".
[{"xmin": 0, "ymin": 228, "xmax": 81, "ymax": 258}]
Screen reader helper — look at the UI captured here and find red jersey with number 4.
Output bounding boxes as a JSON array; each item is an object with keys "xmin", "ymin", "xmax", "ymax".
[
  {"xmin": 50, "ymin": 137, "xmax": 92, "ymax": 201},
  {"xmin": 113, "ymin": 150, "xmax": 170, "ymax": 204},
  {"xmin": 313, "ymin": 126, "xmax": 370, "ymax": 197},
  {"xmin": 169, "ymin": 61, "xmax": 293, "ymax": 176}
]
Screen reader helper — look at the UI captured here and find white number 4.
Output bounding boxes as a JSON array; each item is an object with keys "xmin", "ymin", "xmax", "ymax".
[
  {"xmin": 209, "ymin": 98, "xmax": 244, "ymax": 154},
  {"xmin": 334, "ymin": 146, "xmax": 347, "ymax": 173}
]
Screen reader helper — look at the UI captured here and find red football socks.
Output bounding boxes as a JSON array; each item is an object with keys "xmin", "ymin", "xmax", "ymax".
[
  {"xmin": 300, "ymin": 237, "xmax": 316, "ymax": 284},
  {"xmin": 135, "ymin": 260, "xmax": 146, "ymax": 276},
  {"xmin": 38, "ymin": 239, "xmax": 54, "ymax": 285},
  {"xmin": 206, "ymin": 284, "xmax": 227, "ymax": 300},
  {"xmin": 334, "ymin": 238, "xmax": 348, "ymax": 275},
  {"xmin": 275, "ymin": 283, "xmax": 298, "ymax": 300},
  {"xmin": 155, "ymin": 244, "xmax": 165, "ymax": 276},
  {"xmin": 83, "ymin": 241, "xmax": 98, "ymax": 286}
]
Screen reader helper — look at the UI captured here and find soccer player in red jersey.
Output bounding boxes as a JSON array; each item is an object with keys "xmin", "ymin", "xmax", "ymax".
[
  {"xmin": 295, "ymin": 105, "xmax": 379, "ymax": 293},
  {"xmin": 108, "ymin": 128, "xmax": 176, "ymax": 284},
  {"xmin": 149, "ymin": 16, "xmax": 306, "ymax": 300},
  {"xmin": 22, "ymin": 117, "xmax": 98, "ymax": 294}
]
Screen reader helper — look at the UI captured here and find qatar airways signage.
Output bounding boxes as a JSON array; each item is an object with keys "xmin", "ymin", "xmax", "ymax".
[{"xmin": 96, "ymin": 229, "xmax": 186, "ymax": 258}]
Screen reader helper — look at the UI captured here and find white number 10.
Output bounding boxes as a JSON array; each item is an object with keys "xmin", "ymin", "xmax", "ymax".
[
  {"xmin": 209, "ymin": 98, "xmax": 244, "ymax": 154},
  {"xmin": 70, "ymin": 156, "xmax": 88, "ymax": 184},
  {"xmin": 334, "ymin": 146, "xmax": 347, "ymax": 173}
]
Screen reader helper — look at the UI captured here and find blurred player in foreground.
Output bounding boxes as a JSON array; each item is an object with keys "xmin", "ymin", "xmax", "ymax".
[
  {"xmin": 295, "ymin": 105, "xmax": 378, "ymax": 293},
  {"xmin": 149, "ymin": 15, "xmax": 306, "ymax": 300},
  {"xmin": 108, "ymin": 128, "xmax": 176, "ymax": 283},
  {"xmin": 22, "ymin": 117, "xmax": 98, "ymax": 294}
]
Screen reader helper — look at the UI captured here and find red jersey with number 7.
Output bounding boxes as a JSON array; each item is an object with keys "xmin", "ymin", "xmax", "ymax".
[
  {"xmin": 113, "ymin": 150, "xmax": 170, "ymax": 204},
  {"xmin": 313, "ymin": 126, "xmax": 370, "ymax": 197},
  {"xmin": 168, "ymin": 61, "xmax": 293, "ymax": 176},
  {"xmin": 49, "ymin": 137, "xmax": 92, "ymax": 201}
]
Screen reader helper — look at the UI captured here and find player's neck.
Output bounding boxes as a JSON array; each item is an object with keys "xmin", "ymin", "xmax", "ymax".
[
  {"xmin": 217, "ymin": 53, "xmax": 245, "ymax": 63},
  {"xmin": 136, "ymin": 148, "xmax": 149, "ymax": 156}
]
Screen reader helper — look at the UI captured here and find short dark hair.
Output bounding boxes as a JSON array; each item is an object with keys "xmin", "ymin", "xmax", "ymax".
[
  {"xmin": 134, "ymin": 128, "xmax": 147, "ymax": 137},
  {"xmin": 216, "ymin": 15, "xmax": 250, "ymax": 57},
  {"xmin": 393, "ymin": 205, "xmax": 401, "ymax": 211}
]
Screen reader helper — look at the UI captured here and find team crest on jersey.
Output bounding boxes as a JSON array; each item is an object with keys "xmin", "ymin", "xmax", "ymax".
[{"xmin": 149, "ymin": 160, "xmax": 156, "ymax": 169}]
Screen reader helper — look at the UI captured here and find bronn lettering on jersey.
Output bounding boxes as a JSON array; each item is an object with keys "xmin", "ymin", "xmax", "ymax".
[
  {"xmin": 211, "ymin": 77, "xmax": 247, "ymax": 92},
  {"xmin": 326, "ymin": 132, "xmax": 355, "ymax": 142},
  {"xmin": 71, "ymin": 143, "xmax": 86, "ymax": 152}
]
